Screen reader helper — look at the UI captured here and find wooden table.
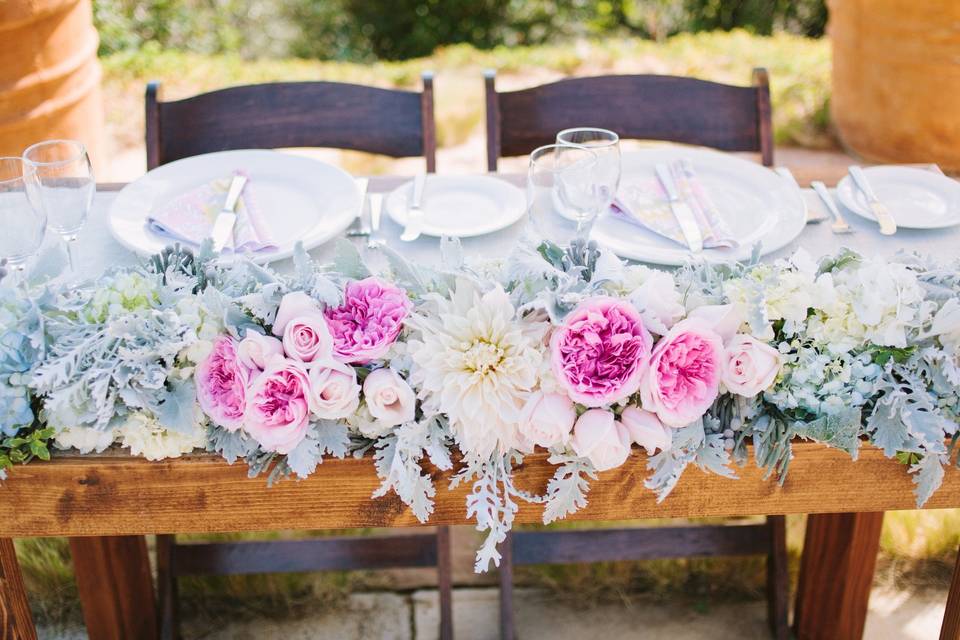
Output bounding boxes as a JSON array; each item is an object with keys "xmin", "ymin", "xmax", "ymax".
[{"xmin": 3, "ymin": 172, "xmax": 959, "ymax": 640}]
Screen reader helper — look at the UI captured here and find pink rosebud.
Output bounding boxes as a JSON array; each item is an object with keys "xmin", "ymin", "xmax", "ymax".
[
  {"xmin": 325, "ymin": 278, "xmax": 411, "ymax": 364},
  {"xmin": 272, "ymin": 291, "xmax": 321, "ymax": 336},
  {"xmin": 308, "ymin": 360, "xmax": 361, "ymax": 420},
  {"xmin": 283, "ymin": 315, "xmax": 334, "ymax": 363},
  {"xmin": 518, "ymin": 392, "xmax": 576, "ymax": 449},
  {"xmin": 570, "ymin": 409, "xmax": 632, "ymax": 471},
  {"xmin": 236, "ymin": 332, "xmax": 284, "ymax": 371},
  {"xmin": 640, "ymin": 319, "xmax": 724, "ymax": 427},
  {"xmin": 363, "ymin": 368, "xmax": 416, "ymax": 427},
  {"xmin": 620, "ymin": 406, "xmax": 672, "ymax": 454},
  {"xmin": 722, "ymin": 334, "xmax": 782, "ymax": 397},
  {"xmin": 550, "ymin": 296, "xmax": 653, "ymax": 407},
  {"xmin": 244, "ymin": 360, "xmax": 312, "ymax": 453},
  {"xmin": 195, "ymin": 336, "xmax": 249, "ymax": 431}
]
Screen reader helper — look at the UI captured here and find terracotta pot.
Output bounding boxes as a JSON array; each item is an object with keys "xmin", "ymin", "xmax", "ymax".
[
  {"xmin": 829, "ymin": 0, "xmax": 960, "ymax": 172},
  {"xmin": 0, "ymin": 0, "xmax": 106, "ymax": 172}
]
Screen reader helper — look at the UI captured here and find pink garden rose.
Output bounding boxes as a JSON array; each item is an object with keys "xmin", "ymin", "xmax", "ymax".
[
  {"xmin": 244, "ymin": 360, "xmax": 312, "ymax": 453},
  {"xmin": 620, "ymin": 406, "xmax": 672, "ymax": 454},
  {"xmin": 308, "ymin": 360, "xmax": 361, "ymax": 420},
  {"xmin": 550, "ymin": 297, "xmax": 653, "ymax": 407},
  {"xmin": 570, "ymin": 409, "xmax": 632, "ymax": 471},
  {"xmin": 363, "ymin": 368, "xmax": 416, "ymax": 427},
  {"xmin": 236, "ymin": 332, "xmax": 284, "ymax": 371},
  {"xmin": 517, "ymin": 392, "xmax": 576, "ymax": 449},
  {"xmin": 640, "ymin": 319, "xmax": 725, "ymax": 427},
  {"xmin": 325, "ymin": 278, "xmax": 411, "ymax": 364},
  {"xmin": 195, "ymin": 336, "xmax": 250, "ymax": 431},
  {"xmin": 272, "ymin": 291, "xmax": 334, "ymax": 363},
  {"xmin": 722, "ymin": 334, "xmax": 782, "ymax": 397}
]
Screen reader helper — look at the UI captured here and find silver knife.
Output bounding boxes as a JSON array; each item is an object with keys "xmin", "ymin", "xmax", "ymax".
[
  {"xmin": 211, "ymin": 175, "xmax": 247, "ymax": 253},
  {"xmin": 849, "ymin": 166, "xmax": 897, "ymax": 235},
  {"xmin": 400, "ymin": 173, "xmax": 426, "ymax": 242},
  {"xmin": 655, "ymin": 163, "xmax": 702, "ymax": 252},
  {"xmin": 346, "ymin": 178, "xmax": 370, "ymax": 236},
  {"xmin": 367, "ymin": 193, "xmax": 384, "ymax": 250}
]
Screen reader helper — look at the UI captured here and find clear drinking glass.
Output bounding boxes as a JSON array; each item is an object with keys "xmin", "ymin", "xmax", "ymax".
[
  {"xmin": 0, "ymin": 158, "xmax": 47, "ymax": 285},
  {"xmin": 22, "ymin": 140, "xmax": 94, "ymax": 276},
  {"xmin": 527, "ymin": 143, "xmax": 603, "ymax": 245},
  {"xmin": 556, "ymin": 127, "xmax": 621, "ymax": 204}
]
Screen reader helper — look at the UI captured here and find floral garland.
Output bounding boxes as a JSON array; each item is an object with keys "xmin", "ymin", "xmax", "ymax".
[{"xmin": 2, "ymin": 239, "xmax": 959, "ymax": 571}]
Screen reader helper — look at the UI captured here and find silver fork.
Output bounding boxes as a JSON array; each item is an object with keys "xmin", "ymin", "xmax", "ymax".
[{"xmin": 811, "ymin": 181, "xmax": 852, "ymax": 234}]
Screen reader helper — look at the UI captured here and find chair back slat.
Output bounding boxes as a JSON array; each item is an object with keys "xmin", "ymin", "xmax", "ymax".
[
  {"xmin": 486, "ymin": 69, "xmax": 773, "ymax": 170},
  {"xmin": 147, "ymin": 77, "xmax": 436, "ymax": 170}
]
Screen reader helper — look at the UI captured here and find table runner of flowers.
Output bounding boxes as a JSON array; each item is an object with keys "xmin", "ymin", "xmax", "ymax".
[{"xmin": 2, "ymin": 238, "xmax": 959, "ymax": 571}]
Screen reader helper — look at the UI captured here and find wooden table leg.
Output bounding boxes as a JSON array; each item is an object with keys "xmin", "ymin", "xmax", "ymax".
[
  {"xmin": 70, "ymin": 536, "xmax": 159, "ymax": 640},
  {"xmin": 940, "ymin": 545, "xmax": 960, "ymax": 640},
  {"xmin": 794, "ymin": 512, "xmax": 884, "ymax": 640},
  {"xmin": 0, "ymin": 538, "xmax": 37, "ymax": 640}
]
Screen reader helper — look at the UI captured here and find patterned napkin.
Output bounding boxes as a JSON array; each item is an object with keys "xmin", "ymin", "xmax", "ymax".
[
  {"xmin": 611, "ymin": 158, "xmax": 739, "ymax": 249},
  {"xmin": 147, "ymin": 171, "xmax": 277, "ymax": 253}
]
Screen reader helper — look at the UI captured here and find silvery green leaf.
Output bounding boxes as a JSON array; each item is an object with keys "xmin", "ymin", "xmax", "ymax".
[
  {"xmin": 207, "ymin": 425, "xmax": 257, "ymax": 464},
  {"xmin": 315, "ymin": 420, "xmax": 350, "ymax": 458},
  {"xmin": 542, "ymin": 458, "xmax": 595, "ymax": 524},
  {"xmin": 155, "ymin": 379, "xmax": 197, "ymax": 434},
  {"xmin": 902, "ymin": 404, "xmax": 951, "ymax": 454},
  {"xmin": 333, "ymin": 238, "xmax": 371, "ymax": 280},
  {"xmin": 644, "ymin": 422, "xmax": 703, "ymax": 502},
  {"xmin": 693, "ymin": 432, "xmax": 737, "ymax": 478},
  {"xmin": 286, "ymin": 430, "xmax": 323, "ymax": 479},
  {"xmin": 867, "ymin": 396, "xmax": 907, "ymax": 457},
  {"xmin": 910, "ymin": 453, "xmax": 946, "ymax": 507},
  {"xmin": 794, "ymin": 407, "xmax": 862, "ymax": 459}
]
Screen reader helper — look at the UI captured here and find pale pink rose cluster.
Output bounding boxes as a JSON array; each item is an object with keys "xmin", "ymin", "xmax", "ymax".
[{"xmin": 196, "ymin": 284, "xmax": 414, "ymax": 454}]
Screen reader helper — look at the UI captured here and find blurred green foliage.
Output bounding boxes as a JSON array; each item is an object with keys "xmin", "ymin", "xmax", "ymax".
[{"xmin": 93, "ymin": 0, "xmax": 827, "ymax": 60}]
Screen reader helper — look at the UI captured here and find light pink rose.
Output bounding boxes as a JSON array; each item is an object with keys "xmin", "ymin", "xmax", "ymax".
[
  {"xmin": 518, "ymin": 392, "xmax": 576, "ymax": 449},
  {"xmin": 282, "ymin": 315, "xmax": 334, "ymax": 363},
  {"xmin": 722, "ymin": 334, "xmax": 782, "ymax": 397},
  {"xmin": 308, "ymin": 360, "xmax": 361, "ymax": 420},
  {"xmin": 640, "ymin": 319, "xmax": 724, "ymax": 427},
  {"xmin": 570, "ymin": 409, "xmax": 632, "ymax": 471},
  {"xmin": 620, "ymin": 406, "xmax": 672, "ymax": 454},
  {"xmin": 272, "ymin": 291, "xmax": 320, "ymax": 336},
  {"xmin": 244, "ymin": 360, "xmax": 312, "ymax": 453},
  {"xmin": 325, "ymin": 278, "xmax": 411, "ymax": 364},
  {"xmin": 195, "ymin": 336, "xmax": 250, "ymax": 431},
  {"xmin": 236, "ymin": 332, "xmax": 284, "ymax": 371},
  {"xmin": 687, "ymin": 304, "xmax": 743, "ymax": 342},
  {"xmin": 363, "ymin": 368, "xmax": 416, "ymax": 427},
  {"xmin": 550, "ymin": 297, "xmax": 653, "ymax": 407}
]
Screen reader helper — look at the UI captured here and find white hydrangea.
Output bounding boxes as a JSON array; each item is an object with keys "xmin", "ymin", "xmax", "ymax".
[
  {"xmin": 117, "ymin": 411, "xmax": 206, "ymax": 461},
  {"xmin": 82, "ymin": 272, "xmax": 160, "ymax": 323},
  {"xmin": 176, "ymin": 294, "xmax": 223, "ymax": 364},
  {"xmin": 53, "ymin": 426, "xmax": 117, "ymax": 454}
]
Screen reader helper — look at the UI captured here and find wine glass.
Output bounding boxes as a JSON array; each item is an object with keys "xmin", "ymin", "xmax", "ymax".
[
  {"xmin": 22, "ymin": 140, "xmax": 94, "ymax": 276},
  {"xmin": 527, "ymin": 143, "xmax": 604, "ymax": 245},
  {"xmin": 0, "ymin": 158, "xmax": 47, "ymax": 285},
  {"xmin": 556, "ymin": 127, "xmax": 621, "ymax": 203}
]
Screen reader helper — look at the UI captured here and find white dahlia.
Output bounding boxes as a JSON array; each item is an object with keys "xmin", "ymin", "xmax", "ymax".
[{"xmin": 407, "ymin": 279, "xmax": 546, "ymax": 459}]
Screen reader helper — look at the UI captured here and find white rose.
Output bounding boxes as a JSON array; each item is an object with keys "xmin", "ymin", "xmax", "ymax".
[
  {"xmin": 362, "ymin": 368, "xmax": 416, "ymax": 428},
  {"xmin": 237, "ymin": 331, "xmax": 284, "ymax": 370},
  {"xmin": 722, "ymin": 334, "xmax": 782, "ymax": 397},
  {"xmin": 687, "ymin": 304, "xmax": 744, "ymax": 342},
  {"xmin": 627, "ymin": 268, "xmax": 685, "ymax": 335},
  {"xmin": 620, "ymin": 406, "xmax": 672, "ymax": 454},
  {"xmin": 517, "ymin": 391, "xmax": 576, "ymax": 449},
  {"xmin": 309, "ymin": 360, "xmax": 361, "ymax": 419},
  {"xmin": 570, "ymin": 409, "xmax": 631, "ymax": 472}
]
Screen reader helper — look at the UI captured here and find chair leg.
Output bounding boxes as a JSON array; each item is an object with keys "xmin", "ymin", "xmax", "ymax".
[
  {"xmin": 940, "ymin": 545, "xmax": 960, "ymax": 640},
  {"xmin": 155, "ymin": 535, "xmax": 179, "ymax": 640},
  {"xmin": 498, "ymin": 532, "xmax": 515, "ymax": 640},
  {"xmin": 766, "ymin": 516, "xmax": 789, "ymax": 640},
  {"xmin": 436, "ymin": 526, "xmax": 454, "ymax": 640}
]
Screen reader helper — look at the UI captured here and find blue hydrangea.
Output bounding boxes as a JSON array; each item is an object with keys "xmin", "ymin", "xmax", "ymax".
[{"xmin": 0, "ymin": 382, "xmax": 32, "ymax": 437}]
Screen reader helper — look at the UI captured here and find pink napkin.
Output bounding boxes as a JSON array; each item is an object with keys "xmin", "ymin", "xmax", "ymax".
[
  {"xmin": 147, "ymin": 171, "xmax": 277, "ymax": 253},
  {"xmin": 611, "ymin": 159, "xmax": 738, "ymax": 249}
]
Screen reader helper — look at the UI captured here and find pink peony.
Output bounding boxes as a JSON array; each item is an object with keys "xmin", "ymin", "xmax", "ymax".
[
  {"xmin": 620, "ymin": 406, "xmax": 672, "ymax": 454},
  {"xmin": 325, "ymin": 278, "xmax": 411, "ymax": 364},
  {"xmin": 722, "ymin": 334, "xmax": 782, "ymax": 397},
  {"xmin": 517, "ymin": 392, "xmax": 576, "ymax": 449},
  {"xmin": 237, "ymin": 332, "xmax": 284, "ymax": 371},
  {"xmin": 195, "ymin": 336, "xmax": 250, "ymax": 431},
  {"xmin": 550, "ymin": 297, "xmax": 653, "ymax": 407},
  {"xmin": 570, "ymin": 409, "xmax": 632, "ymax": 471},
  {"xmin": 640, "ymin": 319, "xmax": 725, "ymax": 427},
  {"xmin": 244, "ymin": 360, "xmax": 312, "ymax": 453}
]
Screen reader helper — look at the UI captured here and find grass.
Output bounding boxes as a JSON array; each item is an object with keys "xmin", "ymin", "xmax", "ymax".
[{"xmin": 100, "ymin": 30, "xmax": 833, "ymax": 177}]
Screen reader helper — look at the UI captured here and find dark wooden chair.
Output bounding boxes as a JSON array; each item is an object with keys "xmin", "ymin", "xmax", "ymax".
[
  {"xmin": 146, "ymin": 74, "xmax": 436, "ymax": 171},
  {"xmin": 485, "ymin": 69, "xmax": 787, "ymax": 640},
  {"xmin": 484, "ymin": 68, "xmax": 773, "ymax": 170},
  {"xmin": 145, "ymin": 74, "xmax": 451, "ymax": 640}
]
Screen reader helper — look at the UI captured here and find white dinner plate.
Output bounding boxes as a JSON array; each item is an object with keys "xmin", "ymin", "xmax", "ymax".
[
  {"xmin": 108, "ymin": 150, "xmax": 361, "ymax": 263},
  {"xmin": 835, "ymin": 166, "xmax": 960, "ymax": 229},
  {"xmin": 385, "ymin": 175, "xmax": 526, "ymax": 237},
  {"xmin": 590, "ymin": 147, "xmax": 807, "ymax": 266}
]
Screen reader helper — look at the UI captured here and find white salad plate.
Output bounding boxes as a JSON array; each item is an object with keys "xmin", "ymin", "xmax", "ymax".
[
  {"xmin": 108, "ymin": 149, "xmax": 361, "ymax": 263},
  {"xmin": 385, "ymin": 175, "xmax": 526, "ymax": 238},
  {"xmin": 835, "ymin": 166, "xmax": 960, "ymax": 229},
  {"xmin": 590, "ymin": 147, "xmax": 807, "ymax": 266}
]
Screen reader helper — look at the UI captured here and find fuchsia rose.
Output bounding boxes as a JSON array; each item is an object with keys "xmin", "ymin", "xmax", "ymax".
[
  {"xmin": 640, "ymin": 319, "xmax": 725, "ymax": 427},
  {"xmin": 236, "ymin": 332, "xmax": 284, "ymax": 371},
  {"xmin": 195, "ymin": 336, "xmax": 250, "ymax": 431},
  {"xmin": 308, "ymin": 360, "xmax": 361, "ymax": 420},
  {"xmin": 325, "ymin": 278, "xmax": 411, "ymax": 364},
  {"xmin": 244, "ymin": 360, "xmax": 313, "ymax": 453},
  {"xmin": 570, "ymin": 409, "xmax": 632, "ymax": 471},
  {"xmin": 550, "ymin": 297, "xmax": 653, "ymax": 407},
  {"xmin": 620, "ymin": 406, "xmax": 672, "ymax": 454}
]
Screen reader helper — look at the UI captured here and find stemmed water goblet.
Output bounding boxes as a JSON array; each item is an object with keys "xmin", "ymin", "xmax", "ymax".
[
  {"xmin": 22, "ymin": 139, "xmax": 94, "ymax": 277},
  {"xmin": 556, "ymin": 126, "xmax": 621, "ymax": 210},
  {"xmin": 527, "ymin": 143, "xmax": 610, "ymax": 245},
  {"xmin": 0, "ymin": 158, "xmax": 47, "ymax": 286}
]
